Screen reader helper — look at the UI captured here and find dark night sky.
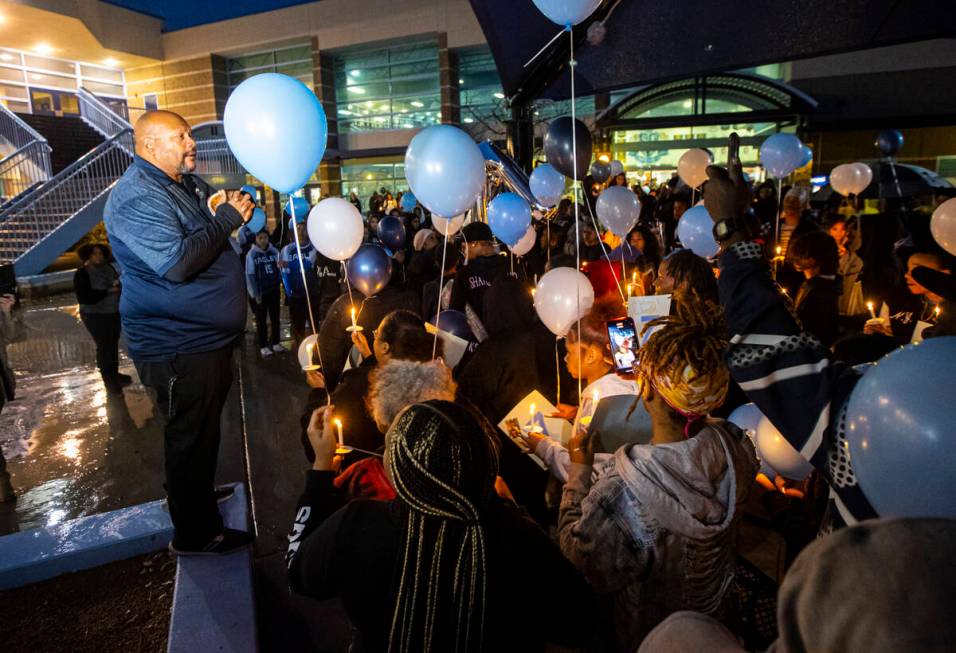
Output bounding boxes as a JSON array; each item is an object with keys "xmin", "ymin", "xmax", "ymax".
[{"xmin": 104, "ymin": 0, "xmax": 320, "ymax": 31}]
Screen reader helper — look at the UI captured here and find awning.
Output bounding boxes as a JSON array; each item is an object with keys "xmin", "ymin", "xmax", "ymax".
[{"xmin": 469, "ymin": 0, "xmax": 956, "ymax": 104}]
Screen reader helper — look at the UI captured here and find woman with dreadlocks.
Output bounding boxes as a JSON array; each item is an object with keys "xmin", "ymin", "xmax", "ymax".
[
  {"xmin": 556, "ymin": 291, "xmax": 758, "ymax": 652},
  {"xmin": 287, "ymin": 400, "xmax": 595, "ymax": 652}
]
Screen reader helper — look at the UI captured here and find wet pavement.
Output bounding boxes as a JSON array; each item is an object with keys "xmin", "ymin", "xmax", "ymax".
[
  {"xmin": 0, "ymin": 292, "xmax": 346, "ymax": 651},
  {"xmin": 0, "ymin": 294, "xmax": 244, "ymax": 537}
]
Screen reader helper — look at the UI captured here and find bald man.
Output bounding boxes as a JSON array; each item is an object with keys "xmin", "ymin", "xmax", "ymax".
[{"xmin": 104, "ymin": 110, "xmax": 255, "ymax": 555}]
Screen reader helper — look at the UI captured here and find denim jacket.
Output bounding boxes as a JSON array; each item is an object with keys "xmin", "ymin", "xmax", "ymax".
[{"xmin": 558, "ymin": 421, "xmax": 757, "ymax": 651}]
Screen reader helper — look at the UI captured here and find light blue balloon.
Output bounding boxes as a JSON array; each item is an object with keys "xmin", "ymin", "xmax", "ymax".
[
  {"xmin": 240, "ymin": 185, "xmax": 258, "ymax": 203},
  {"xmin": 798, "ymin": 144, "xmax": 813, "ymax": 168},
  {"xmin": 845, "ymin": 337, "xmax": 956, "ymax": 519},
  {"xmin": 728, "ymin": 403, "xmax": 775, "ymax": 477},
  {"xmin": 405, "ymin": 125, "xmax": 485, "ymax": 219},
  {"xmin": 676, "ymin": 205, "xmax": 718, "ymax": 258},
  {"xmin": 531, "ymin": 0, "xmax": 601, "ymax": 26},
  {"xmin": 224, "ymin": 73, "xmax": 327, "ymax": 193},
  {"xmin": 399, "ymin": 192, "xmax": 417, "ymax": 213},
  {"xmin": 285, "ymin": 196, "xmax": 309, "ymax": 220},
  {"xmin": 247, "ymin": 208, "xmax": 266, "ymax": 233},
  {"xmin": 488, "ymin": 192, "xmax": 532, "ymax": 247},
  {"xmin": 596, "ymin": 186, "xmax": 640, "ymax": 237},
  {"xmin": 529, "ymin": 163, "xmax": 566, "ymax": 207},
  {"xmin": 760, "ymin": 133, "xmax": 804, "ymax": 179}
]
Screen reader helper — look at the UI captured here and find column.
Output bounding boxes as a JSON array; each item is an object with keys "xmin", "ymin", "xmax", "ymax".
[
  {"xmin": 439, "ymin": 33, "xmax": 460, "ymax": 125},
  {"xmin": 312, "ymin": 36, "xmax": 342, "ymax": 198}
]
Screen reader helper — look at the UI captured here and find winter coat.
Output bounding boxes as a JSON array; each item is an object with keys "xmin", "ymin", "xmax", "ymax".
[{"xmin": 558, "ymin": 421, "xmax": 757, "ymax": 651}]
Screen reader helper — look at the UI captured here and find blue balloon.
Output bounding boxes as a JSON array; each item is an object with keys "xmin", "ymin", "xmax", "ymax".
[
  {"xmin": 845, "ymin": 338, "xmax": 956, "ymax": 519},
  {"xmin": 247, "ymin": 207, "xmax": 266, "ymax": 233},
  {"xmin": 676, "ymin": 205, "xmax": 718, "ymax": 258},
  {"xmin": 240, "ymin": 185, "xmax": 258, "ymax": 203},
  {"xmin": 285, "ymin": 196, "xmax": 309, "ymax": 221},
  {"xmin": 434, "ymin": 310, "xmax": 475, "ymax": 342},
  {"xmin": 875, "ymin": 129, "xmax": 904, "ymax": 157},
  {"xmin": 798, "ymin": 144, "xmax": 813, "ymax": 168},
  {"xmin": 529, "ymin": 163, "xmax": 566, "ymax": 207},
  {"xmin": 223, "ymin": 73, "xmax": 327, "ymax": 193},
  {"xmin": 377, "ymin": 216, "xmax": 406, "ymax": 251},
  {"xmin": 488, "ymin": 192, "xmax": 532, "ymax": 247},
  {"xmin": 760, "ymin": 133, "xmax": 805, "ymax": 179},
  {"xmin": 399, "ymin": 192, "xmax": 417, "ymax": 213},
  {"xmin": 405, "ymin": 125, "xmax": 485, "ymax": 218},
  {"xmin": 346, "ymin": 244, "xmax": 392, "ymax": 297},
  {"xmin": 531, "ymin": 0, "xmax": 601, "ymax": 26}
]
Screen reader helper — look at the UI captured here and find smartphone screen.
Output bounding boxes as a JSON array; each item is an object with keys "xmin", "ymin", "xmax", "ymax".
[{"xmin": 607, "ymin": 317, "xmax": 638, "ymax": 374}]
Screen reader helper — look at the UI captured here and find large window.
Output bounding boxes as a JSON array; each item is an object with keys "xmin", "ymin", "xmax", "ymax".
[
  {"xmin": 341, "ymin": 157, "xmax": 408, "ymax": 204},
  {"xmin": 0, "ymin": 48, "xmax": 125, "ymax": 114},
  {"xmin": 227, "ymin": 44, "xmax": 313, "ymax": 92},
  {"xmin": 458, "ymin": 47, "xmax": 504, "ymax": 127},
  {"xmin": 334, "ymin": 42, "xmax": 440, "ymax": 133}
]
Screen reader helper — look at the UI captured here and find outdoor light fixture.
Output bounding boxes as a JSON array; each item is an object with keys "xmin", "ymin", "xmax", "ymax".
[
  {"xmin": 33, "ymin": 42, "xmax": 54, "ymax": 55},
  {"xmin": 103, "ymin": 57, "xmax": 119, "ymax": 67},
  {"xmin": 0, "ymin": 53, "xmax": 13, "ymax": 62}
]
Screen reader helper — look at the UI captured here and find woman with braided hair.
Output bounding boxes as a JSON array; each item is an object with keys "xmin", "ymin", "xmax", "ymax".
[
  {"xmin": 287, "ymin": 400, "xmax": 595, "ymax": 652},
  {"xmin": 557, "ymin": 291, "xmax": 758, "ymax": 652}
]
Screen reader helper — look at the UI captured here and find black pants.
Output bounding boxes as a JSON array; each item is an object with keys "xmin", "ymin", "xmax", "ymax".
[
  {"xmin": 136, "ymin": 347, "xmax": 233, "ymax": 547},
  {"xmin": 81, "ymin": 312, "xmax": 121, "ymax": 380},
  {"xmin": 252, "ymin": 290, "xmax": 281, "ymax": 348},
  {"xmin": 288, "ymin": 296, "xmax": 318, "ymax": 349}
]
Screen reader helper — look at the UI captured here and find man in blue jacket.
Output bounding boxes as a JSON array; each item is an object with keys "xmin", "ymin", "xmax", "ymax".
[{"xmin": 104, "ymin": 110, "xmax": 254, "ymax": 555}]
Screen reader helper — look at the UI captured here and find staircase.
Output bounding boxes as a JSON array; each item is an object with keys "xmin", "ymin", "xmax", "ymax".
[
  {"xmin": 16, "ymin": 114, "xmax": 104, "ymax": 174},
  {"xmin": 0, "ymin": 89, "xmax": 133, "ymax": 276},
  {"xmin": 0, "ymin": 89, "xmax": 246, "ymax": 276},
  {"xmin": 0, "ymin": 103, "xmax": 52, "ymax": 210}
]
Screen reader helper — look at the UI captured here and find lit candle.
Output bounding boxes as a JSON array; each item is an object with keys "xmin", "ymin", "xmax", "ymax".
[
  {"xmin": 334, "ymin": 418, "xmax": 344, "ymax": 447},
  {"xmin": 306, "ymin": 342, "xmax": 315, "ymax": 367},
  {"xmin": 935, "ymin": 306, "xmax": 941, "ymax": 319},
  {"xmin": 627, "ymin": 283, "xmax": 632, "ymax": 299},
  {"xmin": 350, "ymin": 307, "xmax": 357, "ymax": 329},
  {"xmin": 867, "ymin": 301, "xmax": 877, "ymax": 320},
  {"xmin": 529, "ymin": 402, "xmax": 536, "ymax": 418}
]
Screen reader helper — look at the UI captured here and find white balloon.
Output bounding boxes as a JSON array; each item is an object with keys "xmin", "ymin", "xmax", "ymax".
[
  {"xmin": 297, "ymin": 334, "xmax": 320, "ymax": 370},
  {"xmin": 432, "ymin": 214, "xmax": 465, "ymax": 237},
  {"xmin": 307, "ymin": 198, "xmax": 364, "ymax": 261},
  {"xmin": 534, "ymin": 267, "xmax": 595, "ymax": 337},
  {"xmin": 931, "ymin": 197, "xmax": 956, "ymax": 257},
  {"xmin": 511, "ymin": 225, "xmax": 537, "ymax": 256},
  {"xmin": 755, "ymin": 416, "xmax": 813, "ymax": 480},
  {"xmin": 829, "ymin": 163, "xmax": 871, "ymax": 197},
  {"xmin": 677, "ymin": 149, "xmax": 712, "ymax": 189},
  {"xmin": 609, "ymin": 159, "xmax": 625, "ymax": 177},
  {"xmin": 851, "ymin": 162, "xmax": 873, "ymax": 195}
]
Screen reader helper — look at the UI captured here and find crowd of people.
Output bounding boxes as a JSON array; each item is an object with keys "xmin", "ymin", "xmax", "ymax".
[{"xmin": 25, "ymin": 111, "xmax": 952, "ymax": 650}]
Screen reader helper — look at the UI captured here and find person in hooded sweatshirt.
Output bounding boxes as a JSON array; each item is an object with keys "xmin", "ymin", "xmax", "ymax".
[{"xmin": 557, "ymin": 291, "xmax": 758, "ymax": 652}]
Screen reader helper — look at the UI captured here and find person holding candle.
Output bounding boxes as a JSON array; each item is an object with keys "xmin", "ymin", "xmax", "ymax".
[
  {"xmin": 518, "ymin": 298, "xmax": 643, "ymax": 483},
  {"xmin": 556, "ymin": 291, "xmax": 757, "ymax": 651},
  {"xmin": 287, "ymin": 400, "xmax": 596, "ymax": 652},
  {"xmin": 789, "ymin": 231, "xmax": 841, "ymax": 348}
]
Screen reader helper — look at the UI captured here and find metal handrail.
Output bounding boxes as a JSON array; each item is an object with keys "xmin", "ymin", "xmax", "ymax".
[
  {"xmin": 0, "ymin": 129, "xmax": 132, "ymax": 218},
  {"xmin": 0, "ymin": 102, "xmax": 47, "ymax": 150},
  {"xmin": 0, "ymin": 141, "xmax": 53, "ymax": 203},
  {"xmin": 195, "ymin": 137, "xmax": 245, "ymax": 177},
  {"xmin": 78, "ymin": 87, "xmax": 133, "ymax": 142}
]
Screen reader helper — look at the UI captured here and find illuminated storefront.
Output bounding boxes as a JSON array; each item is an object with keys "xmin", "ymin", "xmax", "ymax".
[{"xmin": 598, "ymin": 73, "xmax": 817, "ymax": 186}]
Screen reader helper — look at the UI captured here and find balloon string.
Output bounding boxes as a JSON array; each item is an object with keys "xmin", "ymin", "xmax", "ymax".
[
  {"xmin": 555, "ymin": 336, "xmax": 561, "ymax": 406},
  {"xmin": 775, "ymin": 177, "xmax": 783, "ymax": 254},
  {"xmin": 585, "ymin": 198, "xmax": 627, "ymax": 305},
  {"xmin": 889, "ymin": 158, "xmax": 903, "ymax": 199},
  {"xmin": 290, "ymin": 196, "xmax": 329, "ymax": 405},
  {"xmin": 342, "ymin": 261, "xmax": 356, "ymax": 309},
  {"xmin": 569, "ymin": 24, "xmax": 582, "ymax": 403},
  {"xmin": 432, "ymin": 220, "xmax": 450, "ymax": 360}
]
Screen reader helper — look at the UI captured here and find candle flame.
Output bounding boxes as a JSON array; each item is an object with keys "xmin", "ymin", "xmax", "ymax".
[
  {"xmin": 529, "ymin": 403, "xmax": 536, "ymax": 417},
  {"xmin": 333, "ymin": 418, "xmax": 342, "ymax": 428}
]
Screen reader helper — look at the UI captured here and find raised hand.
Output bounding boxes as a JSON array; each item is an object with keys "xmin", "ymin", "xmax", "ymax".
[
  {"xmin": 704, "ymin": 132, "xmax": 751, "ymax": 223},
  {"xmin": 225, "ymin": 189, "xmax": 256, "ymax": 223},
  {"xmin": 307, "ymin": 405, "xmax": 337, "ymax": 471}
]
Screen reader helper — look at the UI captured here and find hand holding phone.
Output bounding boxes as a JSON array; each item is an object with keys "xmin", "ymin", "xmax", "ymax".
[{"xmin": 606, "ymin": 317, "xmax": 638, "ymax": 374}]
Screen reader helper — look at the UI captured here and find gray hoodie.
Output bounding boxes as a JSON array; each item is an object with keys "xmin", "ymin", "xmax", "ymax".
[{"xmin": 558, "ymin": 420, "xmax": 757, "ymax": 652}]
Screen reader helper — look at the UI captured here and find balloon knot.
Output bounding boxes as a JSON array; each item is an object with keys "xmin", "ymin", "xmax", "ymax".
[{"xmin": 565, "ymin": 23, "xmax": 572, "ymax": 32}]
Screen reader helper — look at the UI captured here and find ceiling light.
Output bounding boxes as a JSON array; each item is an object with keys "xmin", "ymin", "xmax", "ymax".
[
  {"xmin": 349, "ymin": 70, "xmax": 360, "ymax": 77},
  {"xmin": 348, "ymin": 86, "xmax": 365, "ymax": 94},
  {"xmin": 103, "ymin": 57, "xmax": 119, "ymax": 67},
  {"xmin": 682, "ymin": 100, "xmax": 692, "ymax": 109},
  {"xmin": 33, "ymin": 43, "xmax": 54, "ymax": 55},
  {"xmin": 0, "ymin": 53, "xmax": 13, "ymax": 62},
  {"xmin": 459, "ymin": 78, "xmax": 464, "ymax": 84},
  {"xmin": 339, "ymin": 109, "xmax": 352, "ymax": 115},
  {"xmin": 411, "ymin": 100, "xmax": 424, "ymax": 108},
  {"xmin": 403, "ymin": 123, "xmax": 413, "ymax": 129},
  {"xmin": 493, "ymin": 92, "xmax": 504, "ymax": 99},
  {"xmin": 464, "ymin": 117, "xmax": 474, "ymax": 123}
]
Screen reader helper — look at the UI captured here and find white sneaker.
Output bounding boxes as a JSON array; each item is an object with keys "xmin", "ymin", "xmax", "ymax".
[
  {"xmin": 260, "ymin": 346, "xmax": 273, "ymax": 358},
  {"xmin": 271, "ymin": 344, "xmax": 286, "ymax": 353}
]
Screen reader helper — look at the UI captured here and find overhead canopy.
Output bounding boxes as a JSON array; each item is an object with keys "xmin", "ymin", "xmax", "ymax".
[{"xmin": 469, "ymin": 0, "xmax": 956, "ymax": 104}]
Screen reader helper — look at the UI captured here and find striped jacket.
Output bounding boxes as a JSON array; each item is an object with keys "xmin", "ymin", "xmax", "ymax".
[{"xmin": 718, "ymin": 241, "xmax": 878, "ymax": 530}]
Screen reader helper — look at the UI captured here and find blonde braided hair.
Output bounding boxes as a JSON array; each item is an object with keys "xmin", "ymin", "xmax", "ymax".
[{"xmin": 385, "ymin": 401, "xmax": 499, "ymax": 652}]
